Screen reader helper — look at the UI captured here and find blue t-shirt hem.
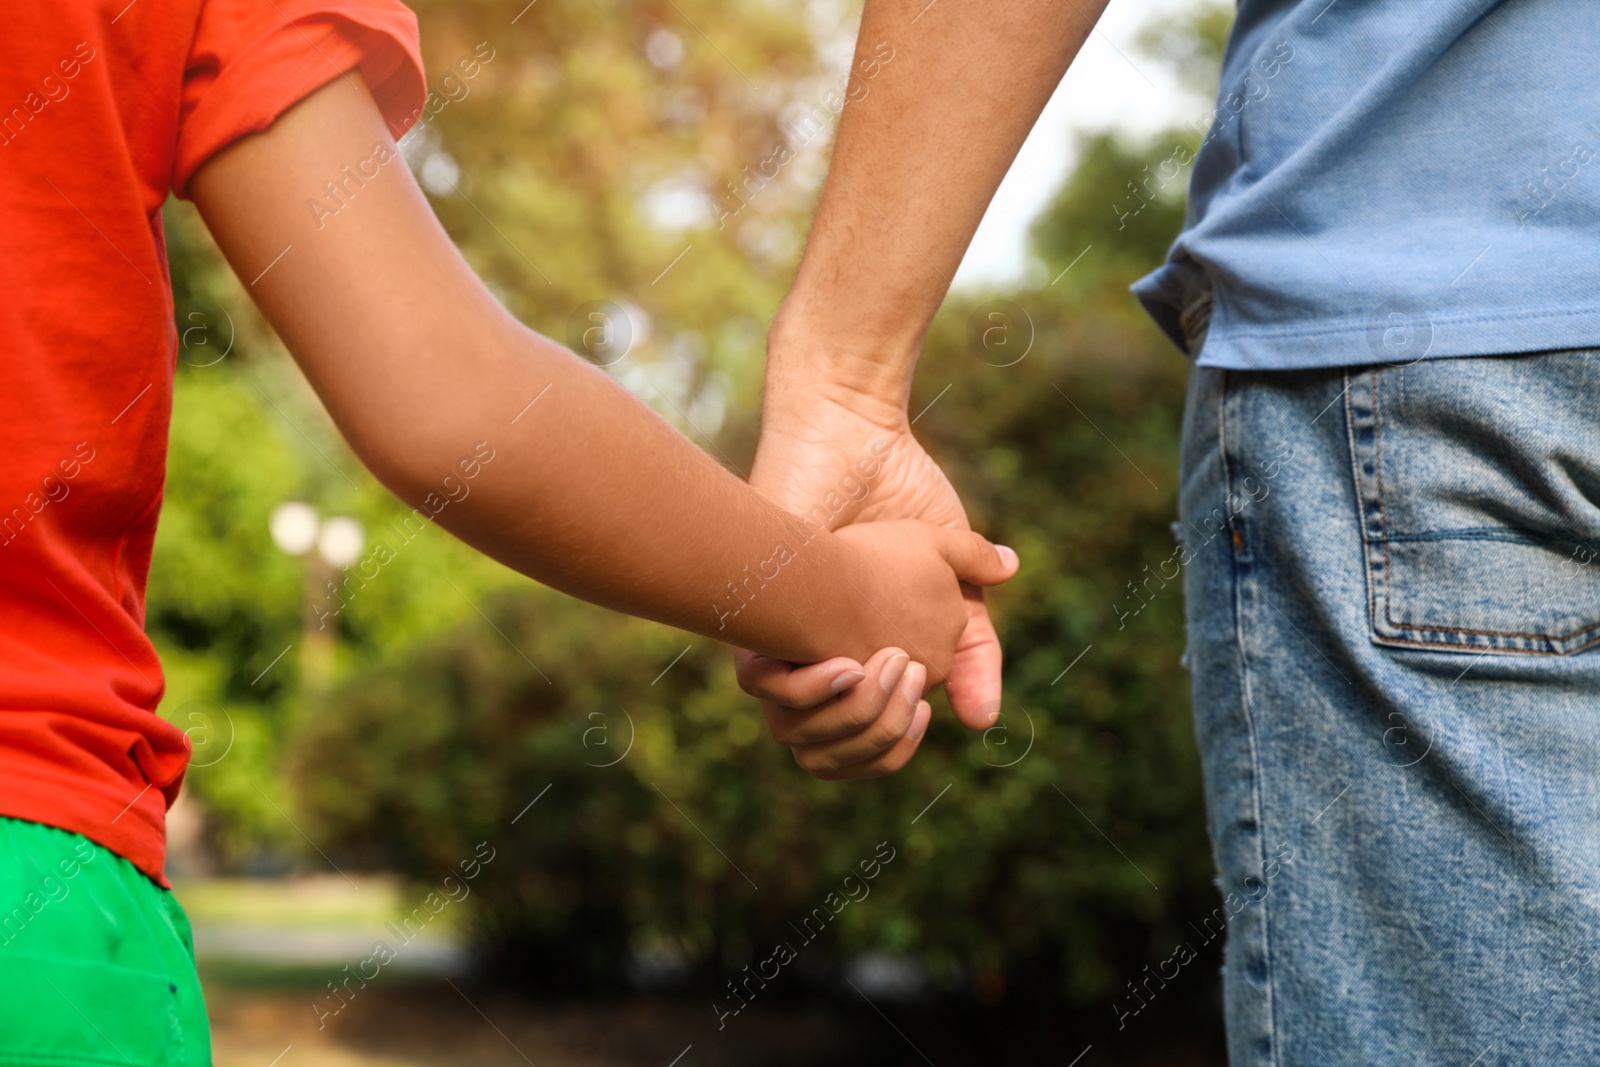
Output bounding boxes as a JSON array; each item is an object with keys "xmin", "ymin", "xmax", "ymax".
[{"xmin": 1191, "ymin": 298, "xmax": 1600, "ymax": 371}]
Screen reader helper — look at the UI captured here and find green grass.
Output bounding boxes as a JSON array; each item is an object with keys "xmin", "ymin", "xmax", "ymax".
[{"xmin": 173, "ymin": 875, "xmax": 409, "ymax": 928}]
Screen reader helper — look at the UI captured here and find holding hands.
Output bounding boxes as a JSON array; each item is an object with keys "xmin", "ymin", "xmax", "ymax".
[
  {"xmin": 194, "ymin": 0, "xmax": 1070, "ymax": 787},
  {"xmin": 737, "ymin": 337, "xmax": 1016, "ymax": 779},
  {"xmin": 730, "ymin": 0, "xmax": 1093, "ymax": 777}
]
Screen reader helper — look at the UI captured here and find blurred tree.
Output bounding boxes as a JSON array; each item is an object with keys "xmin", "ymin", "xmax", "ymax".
[
  {"xmin": 1029, "ymin": 128, "xmax": 1194, "ymax": 292},
  {"xmin": 1136, "ymin": 0, "xmax": 1234, "ymax": 99}
]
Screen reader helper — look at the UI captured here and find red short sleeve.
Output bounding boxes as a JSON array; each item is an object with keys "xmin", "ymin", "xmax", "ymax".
[{"xmin": 174, "ymin": 0, "xmax": 426, "ymax": 198}]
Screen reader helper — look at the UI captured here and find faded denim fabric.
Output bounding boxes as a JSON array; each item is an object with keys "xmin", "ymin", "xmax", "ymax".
[
  {"xmin": 1177, "ymin": 333, "xmax": 1600, "ymax": 1063},
  {"xmin": 1134, "ymin": 0, "xmax": 1600, "ymax": 371}
]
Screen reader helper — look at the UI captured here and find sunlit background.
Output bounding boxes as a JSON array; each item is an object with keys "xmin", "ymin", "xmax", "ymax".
[{"xmin": 157, "ymin": 0, "xmax": 1235, "ymax": 1062}]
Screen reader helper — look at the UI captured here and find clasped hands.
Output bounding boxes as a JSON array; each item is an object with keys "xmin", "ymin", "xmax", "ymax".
[{"xmin": 735, "ymin": 352, "xmax": 1016, "ymax": 781}]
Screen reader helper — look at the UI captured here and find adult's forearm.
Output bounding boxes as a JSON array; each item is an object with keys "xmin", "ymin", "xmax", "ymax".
[{"xmin": 769, "ymin": 0, "xmax": 1107, "ymax": 406}]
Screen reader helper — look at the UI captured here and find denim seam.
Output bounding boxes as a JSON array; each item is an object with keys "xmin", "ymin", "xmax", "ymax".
[
  {"xmin": 1220, "ymin": 371, "xmax": 1279, "ymax": 1067},
  {"xmin": 1375, "ymin": 370, "xmax": 1400, "ymax": 636},
  {"xmin": 1359, "ymin": 369, "xmax": 1396, "ymax": 647},
  {"xmin": 1345, "ymin": 370, "xmax": 1382, "ymax": 655}
]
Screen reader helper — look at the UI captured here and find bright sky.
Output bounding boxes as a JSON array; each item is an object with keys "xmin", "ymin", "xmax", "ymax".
[{"xmin": 952, "ymin": 0, "xmax": 1209, "ymax": 288}]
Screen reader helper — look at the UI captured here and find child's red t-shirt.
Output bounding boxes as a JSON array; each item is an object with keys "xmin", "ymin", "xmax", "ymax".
[{"xmin": 0, "ymin": 0, "xmax": 424, "ymax": 886}]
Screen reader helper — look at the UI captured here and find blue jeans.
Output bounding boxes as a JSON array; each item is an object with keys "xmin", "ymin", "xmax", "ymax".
[{"xmin": 1179, "ymin": 349, "xmax": 1600, "ymax": 1064}]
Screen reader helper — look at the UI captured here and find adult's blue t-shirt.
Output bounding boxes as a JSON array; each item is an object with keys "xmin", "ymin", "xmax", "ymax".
[{"xmin": 1131, "ymin": 0, "xmax": 1600, "ymax": 370}]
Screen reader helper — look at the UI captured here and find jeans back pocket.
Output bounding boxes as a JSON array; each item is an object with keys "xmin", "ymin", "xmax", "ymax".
[{"xmin": 1345, "ymin": 352, "xmax": 1600, "ymax": 655}]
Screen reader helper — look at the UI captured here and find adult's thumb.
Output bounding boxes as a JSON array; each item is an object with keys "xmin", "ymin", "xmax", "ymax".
[{"xmin": 936, "ymin": 528, "xmax": 1020, "ymax": 587}]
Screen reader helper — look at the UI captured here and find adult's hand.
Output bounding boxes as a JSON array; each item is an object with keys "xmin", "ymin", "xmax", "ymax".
[
  {"xmin": 741, "ymin": 377, "xmax": 1006, "ymax": 730},
  {"xmin": 732, "ymin": 0, "xmax": 1105, "ymax": 775}
]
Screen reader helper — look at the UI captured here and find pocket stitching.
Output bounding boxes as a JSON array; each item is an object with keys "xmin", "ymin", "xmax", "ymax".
[
  {"xmin": 1363, "ymin": 631, "xmax": 1600, "ymax": 656},
  {"xmin": 1353, "ymin": 364, "xmax": 1600, "ymax": 651},
  {"xmin": 1375, "ymin": 375, "xmax": 1600, "ymax": 641}
]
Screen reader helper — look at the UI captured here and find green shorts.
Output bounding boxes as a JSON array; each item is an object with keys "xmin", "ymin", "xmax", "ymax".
[{"xmin": 0, "ymin": 816, "xmax": 211, "ymax": 1066}]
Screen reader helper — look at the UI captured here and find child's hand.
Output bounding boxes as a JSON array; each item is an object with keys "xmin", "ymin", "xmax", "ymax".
[
  {"xmin": 738, "ymin": 646, "xmax": 928, "ymax": 780},
  {"xmin": 834, "ymin": 520, "xmax": 1019, "ymax": 684},
  {"xmin": 736, "ymin": 521, "xmax": 1017, "ymax": 780}
]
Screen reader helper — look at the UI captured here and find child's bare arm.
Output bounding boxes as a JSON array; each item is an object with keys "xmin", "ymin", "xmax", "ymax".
[{"xmin": 188, "ymin": 73, "xmax": 1016, "ymax": 672}]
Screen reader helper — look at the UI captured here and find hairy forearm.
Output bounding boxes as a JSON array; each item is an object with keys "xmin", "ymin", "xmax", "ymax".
[
  {"xmin": 191, "ymin": 76, "xmax": 877, "ymax": 663},
  {"xmin": 768, "ymin": 0, "xmax": 1106, "ymax": 407}
]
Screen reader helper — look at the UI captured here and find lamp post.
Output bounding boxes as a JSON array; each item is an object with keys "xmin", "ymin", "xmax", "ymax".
[{"xmin": 270, "ymin": 502, "xmax": 363, "ymax": 693}]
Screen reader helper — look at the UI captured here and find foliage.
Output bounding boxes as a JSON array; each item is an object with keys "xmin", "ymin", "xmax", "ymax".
[{"xmin": 1135, "ymin": 1, "xmax": 1235, "ymax": 100}]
